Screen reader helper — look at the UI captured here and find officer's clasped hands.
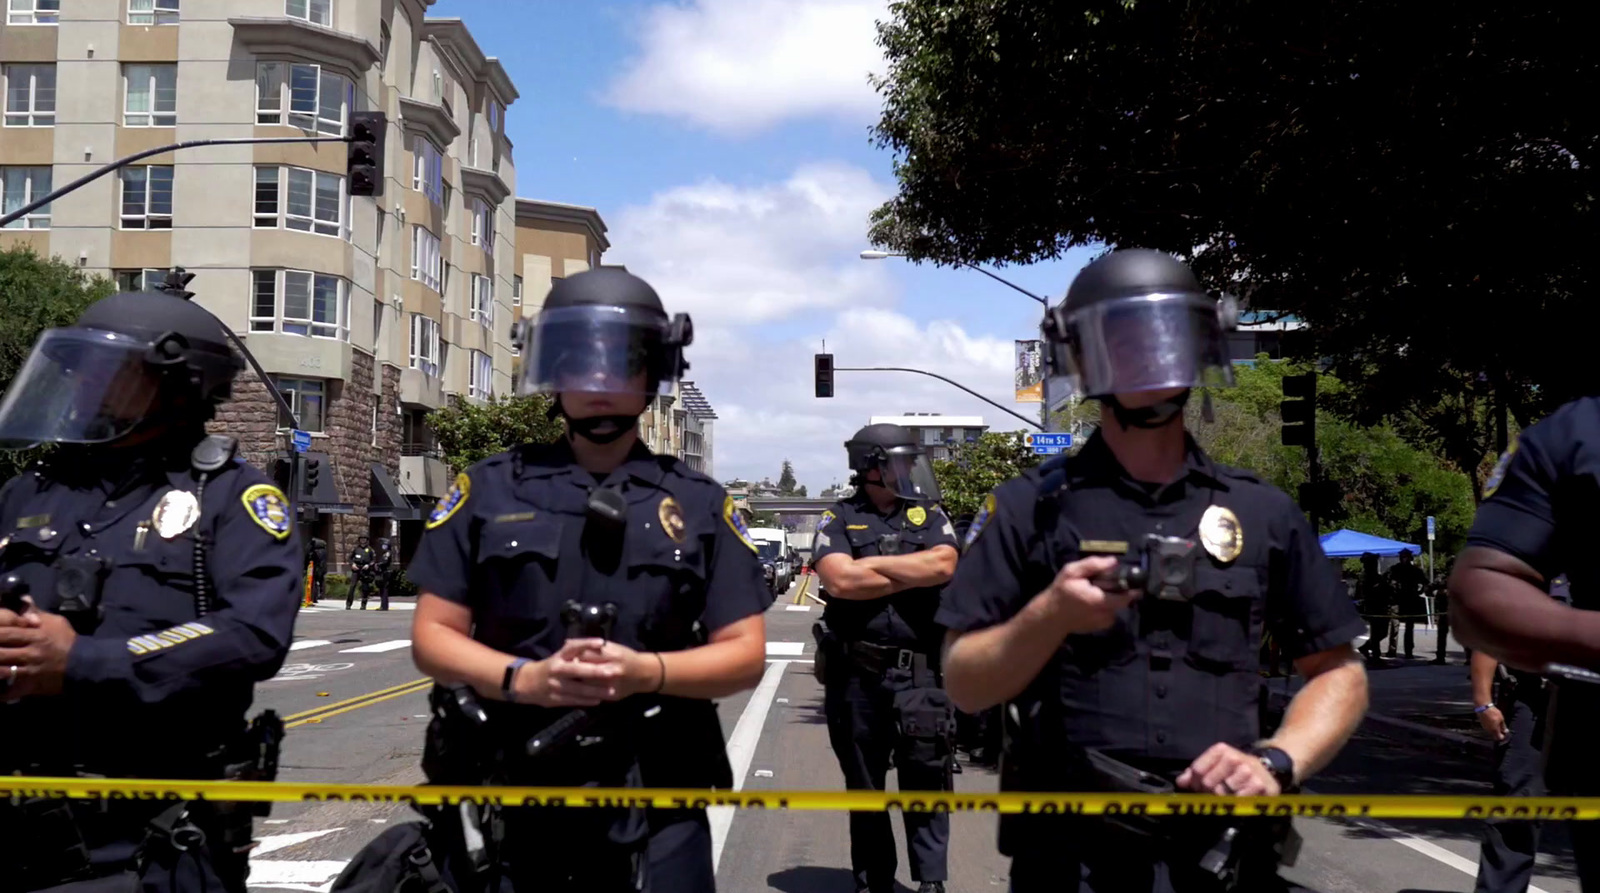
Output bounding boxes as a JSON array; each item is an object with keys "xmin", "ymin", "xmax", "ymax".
[
  {"xmin": 513, "ymin": 637, "xmax": 624, "ymax": 707},
  {"xmin": 0, "ymin": 598, "xmax": 76, "ymax": 701},
  {"xmin": 1176, "ymin": 742, "xmax": 1283, "ymax": 797}
]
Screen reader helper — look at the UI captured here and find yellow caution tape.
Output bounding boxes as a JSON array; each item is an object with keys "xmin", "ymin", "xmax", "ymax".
[{"xmin": 0, "ymin": 778, "xmax": 1595, "ymax": 820}]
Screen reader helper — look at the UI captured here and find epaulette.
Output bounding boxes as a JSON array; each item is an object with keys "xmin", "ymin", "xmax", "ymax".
[{"xmin": 1212, "ymin": 462, "xmax": 1264, "ymax": 485}]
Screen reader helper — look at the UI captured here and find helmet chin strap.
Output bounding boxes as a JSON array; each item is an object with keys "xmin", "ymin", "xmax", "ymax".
[
  {"xmin": 1104, "ymin": 389, "xmax": 1192, "ymax": 430},
  {"xmin": 548, "ymin": 396, "xmax": 639, "ymax": 445}
]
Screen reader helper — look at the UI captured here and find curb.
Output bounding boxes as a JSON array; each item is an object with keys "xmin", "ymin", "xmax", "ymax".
[{"xmin": 1267, "ymin": 690, "xmax": 1491, "ymax": 752}]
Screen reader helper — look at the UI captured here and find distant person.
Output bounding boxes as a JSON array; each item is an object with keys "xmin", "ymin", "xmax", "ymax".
[
  {"xmin": 1386, "ymin": 549, "xmax": 1428, "ymax": 658},
  {"xmin": 1356, "ymin": 552, "xmax": 1392, "ymax": 660}
]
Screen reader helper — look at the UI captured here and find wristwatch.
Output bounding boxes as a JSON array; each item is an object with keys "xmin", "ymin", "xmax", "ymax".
[
  {"xmin": 1250, "ymin": 744, "xmax": 1298, "ymax": 792},
  {"xmin": 502, "ymin": 657, "xmax": 530, "ymax": 703}
]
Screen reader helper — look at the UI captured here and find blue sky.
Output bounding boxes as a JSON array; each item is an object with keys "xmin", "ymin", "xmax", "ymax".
[{"xmin": 430, "ymin": 0, "xmax": 1097, "ymax": 490}]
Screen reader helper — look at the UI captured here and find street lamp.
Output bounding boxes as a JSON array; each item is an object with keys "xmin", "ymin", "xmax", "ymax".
[{"xmin": 860, "ymin": 248, "xmax": 1067, "ymax": 434}]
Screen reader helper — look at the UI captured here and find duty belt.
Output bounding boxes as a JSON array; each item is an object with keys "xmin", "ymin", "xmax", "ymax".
[{"xmin": 845, "ymin": 641, "xmax": 938, "ymax": 684}]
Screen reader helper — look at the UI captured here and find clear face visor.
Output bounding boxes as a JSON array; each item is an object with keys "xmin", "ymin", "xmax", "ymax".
[
  {"xmin": 517, "ymin": 305, "xmax": 681, "ymax": 397},
  {"xmin": 1062, "ymin": 294, "xmax": 1234, "ymax": 398},
  {"xmin": 865, "ymin": 448, "xmax": 942, "ymax": 503},
  {"xmin": 0, "ymin": 328, "xmax": 163, "ymax": 449}
]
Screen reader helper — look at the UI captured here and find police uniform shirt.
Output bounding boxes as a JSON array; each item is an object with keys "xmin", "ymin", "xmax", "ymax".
[
  {"xmin": 0, "ymin": 450, "xmax": 302, "ymax": 775},
  {"xmin": 812, "ymin": 495, "xmax": 960, "ymax": 650},
  {"xmin": 406, "ymin": 439, "xmax": 774, "ymax": 781},
  {"xmin": 937, "ymin": 431, "xmax": 1365, "ymax": 764}
]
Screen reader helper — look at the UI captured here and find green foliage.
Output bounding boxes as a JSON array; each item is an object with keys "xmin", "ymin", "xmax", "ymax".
[
  {"xmin": 867, "ymin": 2, "xmax": 1586, "ymax": 484},
  {"xmin": 777, "ymin": 460, "xmax": 798, "ymax": 494},
  {"xmin": 931, "ymin": 431, "xmax": 1043, "ymax": 518},
  {"xmin": 426, "ymin": 394, "xmax": 565, "ymax": 474},
  {"xmin": 1188, "ymin": 358, "xmax": 1475, "ymax": 554},
  {"xmin": 323, "ymin": 573, "xmax": 349, "ymax": 603},
  {"xmin": 752, "ymin": 511, "xmax": 781, "ymax": 527},
  {"xmin": 0, "ymin": 246, "xmax": 115, "ymax": 481}
]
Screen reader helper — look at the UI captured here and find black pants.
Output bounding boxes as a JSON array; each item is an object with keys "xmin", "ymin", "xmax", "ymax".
[
  {"xmin": 824, "ymin": 658, "xmax": 951, "ymax": 890},
  {"xmin": 1008, "ymin": 822, "xmax": 1312, "ymax": 893},
  {"xmin": 1474, "ymin": 694, "xmax": 1546, "ymax": 893},
  {"xmin": 1358, "ymin": 617, "xmax": 1388, "ymax": 656},
  {"xmin": 1388, "ymin": 619, "xmax": 1416, "ymax": 656},
  {"xmin": 444, "ymin": 809, "xmax": 713, "ymax": 893}
]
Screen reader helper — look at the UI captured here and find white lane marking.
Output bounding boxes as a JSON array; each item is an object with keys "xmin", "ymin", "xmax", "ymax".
[
  {"xmin": 785, "ymin": 605, "xmax": 812, "ymax": 612},
  {"xmin": 252, "ymin": 828, "xmax": 345, "ymax": 857},
  {"xmin": 1302, "ymin": 785, "xmax": 1554, "ymax": 893},
  {"xmin": 338, "ymin": 639, "xmax": 412, "ymax": 654},
  {"xmin": 244, "ymin": 859, "xmax": 348, "ymax": 891},
  {"xmin": 289, "ymin": 640, "xmax": 333, "ymax": 652},
  {"xmin": 766, "ymin": 641, "xmax": 805, "ymax": 656},
  {"xmin": 710, "ymin": 659, "xmax": 788, "ymax": 873}
]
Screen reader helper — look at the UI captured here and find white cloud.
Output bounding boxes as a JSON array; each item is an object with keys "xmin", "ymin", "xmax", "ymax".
[
  {"xmin": 604, "ymin": 0, "xmax": 890, "ymax": 136},
  {"xmin": 608, "ymin": 164, "xmax": 1030, "ymax": 492}
]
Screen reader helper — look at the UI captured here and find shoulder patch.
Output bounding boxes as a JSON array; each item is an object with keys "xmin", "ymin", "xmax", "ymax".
[
  {"xmin": 819, "ymin": 509, "xmax": 836, "ymax": 529},
  {"xmin": 428, "ymin": 473, "xmax": 471, "ymax": 530},
  {"xmin": 906, "ymin": 505, "xmax": 928, "ymax": 526},
  {"xmin": 240, "ymin": 484, "xmax": 292, "ymax": 541},
  {"xmin": 722, "ymin": 494, "xmax": 758, "ymax": 553},
  {"xmin": 965, "ymin": 491, "xmax": 998, "ymax": 549},
  {"xmin": 1483, "ymin": 436, "xmax": 1519, "ymax": 499}
]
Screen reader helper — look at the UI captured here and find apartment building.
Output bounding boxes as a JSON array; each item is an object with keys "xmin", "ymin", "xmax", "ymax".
[
  {"xmin": 0, "ymin": 0, "xmax": 519, "ymax": 567},
  {"xmin": 870, "ymin": 413, "xmax": 988, "ymax": 462}
]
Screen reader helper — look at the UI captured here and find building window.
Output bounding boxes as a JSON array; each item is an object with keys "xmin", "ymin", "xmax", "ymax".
[
  {"xmin": 250, "ymin": 269, "xmax": 350, "ymax": 341},
  {"xmin": 274, "ymin": 377, "xmax": 326, "ymax": 432},
  {"xmin": 411, "ymin": 136, "xmax": 443, "ymax": 205},
  {"xmin": 467, "ymin": 114, "xmax": 479, "ymax": 167},
  {"xmin": 119, "ymin": 166, "xmax": 174, "ymax": 230},
  {"xmin": 252, "ymin": 166, "xmax": 346, "ymax": 238},
  {"xmin": 409, "ymin": 313, "xmax": 440, "ymax": 377},
  {"xmin": 469, "ymin": 198, "xmax": 494, "ymax": 253},
  {"xmin": 379, "ymin": 24, "xmax": 391, "ymax": 71},
  {"xmin": 284, "ymin": 0, "xmax": 330, "ymax": 27},
  {"xmin": 411, "ymin": 226, "xmax": 441, "ymax": 292},
  {"xmin": 7, "ymin": 0, "xmax": 58, "ymax": 24},
  {"xmin": 512, "ymin": 275, "xmax": 523, "ymax": 307},
  {"xmin": 470, "ymin": 274, "xmax": 493, "ymax": 326},
  {"xmin": 124, "ymin": 64, "xmax": 177, "ymax": 127},
  {"xmin": 469, "ymin": 350, "xmax": 491, "ymax": 399},
  {"xmin": 1, "ymin": 167, "xmax": 51, "ymax": 230},
  {"xmin": 488, "ymin": 100, "xmax": 501, "ymax": 133},
  {"xmin": 3, "ymin": 65, "xmax": 56, "ymax": 127},
  {"xmin": 255, "ymin": 62, "xmax": 352, "ymax": 136},
  {"xmin": 128, "ymin": 0, "xmax": 179, "ymax": 25},
  {"xmin": 115, "ymin": 268, "xmax": 168, "ymax": 291}
]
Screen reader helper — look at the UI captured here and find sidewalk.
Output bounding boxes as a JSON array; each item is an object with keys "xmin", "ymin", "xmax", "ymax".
[{"xmin": 1268, "ymin": 621, "xmax": 1492, "ymax": 748}]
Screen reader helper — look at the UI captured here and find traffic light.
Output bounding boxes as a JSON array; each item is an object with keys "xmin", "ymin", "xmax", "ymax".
[
  {"xmin": 346, "ymin": 111, "xmax": 387, "ymax": 197},
  {"xmin": 303, "ymin": 456, "xmax": 321, "ymax": 495},
  {"xmin": 1298, "ymin": 480, "xmax": 1341, "ymax": 519},
  {"xmin": 1280, "ymin": 372, "xmax": 1316, "ymax": 448},
  {"xmin": 815, "ymin": 353, "xmax": 834, "ymax": 399}
]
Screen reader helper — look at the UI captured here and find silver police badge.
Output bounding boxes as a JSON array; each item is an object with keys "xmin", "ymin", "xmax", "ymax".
[
  {"xmin": 1198, "ymin": 505, "xmax": 1243, "ymax": 564},
  {"xmin": 152, "ymin": 489, "xmax": 201, "ymax": 540}
]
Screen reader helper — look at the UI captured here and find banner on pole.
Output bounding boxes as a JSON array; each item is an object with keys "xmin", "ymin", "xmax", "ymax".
[{"xmin": 1015, "ymin": 340, "xmax": 1043, "ymax": 403}]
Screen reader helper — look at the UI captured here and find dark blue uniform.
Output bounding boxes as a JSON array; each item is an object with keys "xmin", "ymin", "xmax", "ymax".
[
  {"xmin": 812, "ymin": 494, "xmax": 960, "ymax": 892},
  {"xmin": 0, "ymin": 440, "xmax": 301, "ymax": 893},
  {"xmin": 406, "ymin": 439, "xmax": 774, "ymax": 892},
  {"xmin": 938, "ymin": 432, "xmax": 1364, "ymax": 892},
  {"xmin": 1464, "ymin": 397, "xmax": 1600, "ymax": 889}
]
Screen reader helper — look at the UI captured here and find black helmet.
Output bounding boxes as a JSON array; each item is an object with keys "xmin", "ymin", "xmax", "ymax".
[
  {"xmin": 845, "ymin": 423, "xmax": 941, "ymax": 503},
  {"xmin": 1041, "ymin": 249, "xmax": 1238, "ymax": 400},
  {"xmin": 0, "ymin": 289, "xmax": 244, "ymax": 448},
  {"xmin": 512, "ymin": 267, "xmax": 693, "ymax": 398}
]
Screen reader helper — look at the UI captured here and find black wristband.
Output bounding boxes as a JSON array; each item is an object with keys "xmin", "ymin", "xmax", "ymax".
[{"xmin": 502, "ymin": 657, "xmax": 530, "ymax": 702}]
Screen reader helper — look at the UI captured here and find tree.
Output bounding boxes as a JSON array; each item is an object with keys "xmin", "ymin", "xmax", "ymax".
[
  {"xmin": 426, "ymin": 394, "xmax": 564, "ymax": 474},
  {"xmin": 777, "ymin": 460, "xmax": 798, "ymax": 495},
  {"xmin": 0, "ymin": 246, "xmax": 115, "ymax": 481},
  {"xmin": 868, "ymin": 2, "xmax": 1593, "ymax": 482},
  {"xmin": 931, "ymin": 431, "xmax": 1043, "ymax": 518}
]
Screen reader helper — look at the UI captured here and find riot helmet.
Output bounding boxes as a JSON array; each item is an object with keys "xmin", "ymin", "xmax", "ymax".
[
  {"xmin": 1042, "ymin": 249, "xmax": 1238, "ymax": 427},
  {"xmin": 845, "ymin": 423, "xmax": 941, "ymax": 503},
  {"xmin": 514, "ymin": 268, "xmax": 692, "ymax": 399},
  {"xmin": 0, "ymin": 288, "xmax": 244, "ymax": 449}
]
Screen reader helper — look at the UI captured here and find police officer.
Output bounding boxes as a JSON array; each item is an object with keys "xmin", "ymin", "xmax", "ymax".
[
  {"xmin": 811, "ymin": 423, "xmax": 959, "ymax": 893},
  {"xmin": 406, "ymin": 267, "xmax": 773, "ymax": 892},
  {"xmin": 0, "ymin": 287, "xmax": 301, "ymax": 892},
  {"xmin": 1386, "ymin": 549, "xmax": 1428, "ymax": 658},
  {"xmin": 372, "ymin": 536, "xmax": 394, "ymax": 611},
  {"xmin": 1450, "ymin": 399, "xmax": 1600, "ymax": 890},
  {"xmin": 348, "ymin": 537, "xmax": 375, "ymax": 610},
  {"xmin": 309, "ymin": 536, "xmax": 328, "ymax": 602},
  {"xmin": 937, "ymin": 249, "xmax": 1370, "ymax": 892}
]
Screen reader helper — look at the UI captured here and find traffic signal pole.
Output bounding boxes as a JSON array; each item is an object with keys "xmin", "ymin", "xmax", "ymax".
[
  {"xmin": 1280, "ymin": 371, "xmax": 1323, "ymax": 532},
  {"xmin": 813, "ymin": 353, "xmax": 1044, "ymax": 431}
]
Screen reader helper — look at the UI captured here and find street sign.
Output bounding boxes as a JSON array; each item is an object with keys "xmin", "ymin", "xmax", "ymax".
[
  {"xmin": 1426, "ymin": 516, "xmax": 1435, "ymax": 541},
  {"xmin": 291, "ymin": 429, "xmax": 312, "ymax": 453},
  {"xmin": 1025, "ymin": 432, "xmax": 1073, "ymax": 455}
]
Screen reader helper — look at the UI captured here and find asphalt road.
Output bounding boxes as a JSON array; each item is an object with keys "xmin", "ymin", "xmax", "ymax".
[{"xmin": 246, "ymin": 587, "xmax": 1580, "ymax": 893}]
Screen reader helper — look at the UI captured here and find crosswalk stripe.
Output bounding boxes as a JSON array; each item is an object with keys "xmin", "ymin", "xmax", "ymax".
[
  {"xmin": 338, "ymin": 639, "xmax": 412, "ymax": 654},
  {"xmin": 288, "ymin": 640, "xmax": 333, "ymax": 652},
  {"xmin": 252, "ymin": 828, "xmax": 344, "ymax": 857},
  {"xmin": 245, "ymin": 859, "xmax": 349, "ymax": 890},
  {"xmin": 765, "ymin": 641, "xmax": 805, "ymax": 656}
]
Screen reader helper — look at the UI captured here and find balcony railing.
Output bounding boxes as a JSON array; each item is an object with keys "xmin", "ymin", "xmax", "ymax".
[{"xmin": 402, "ymin": 442, "xmax": 443, "ymax": 458}]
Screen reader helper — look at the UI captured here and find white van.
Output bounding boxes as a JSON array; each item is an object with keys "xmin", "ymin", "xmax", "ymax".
[{"xmin": 747, "ymin": 527, "xmax": 794, "ymax": 593}]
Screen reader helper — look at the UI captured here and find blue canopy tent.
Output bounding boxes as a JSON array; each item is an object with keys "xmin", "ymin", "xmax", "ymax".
[{"xmin": 1318, "ymin": 529, "xmax": 1422, "ymax": 559}]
